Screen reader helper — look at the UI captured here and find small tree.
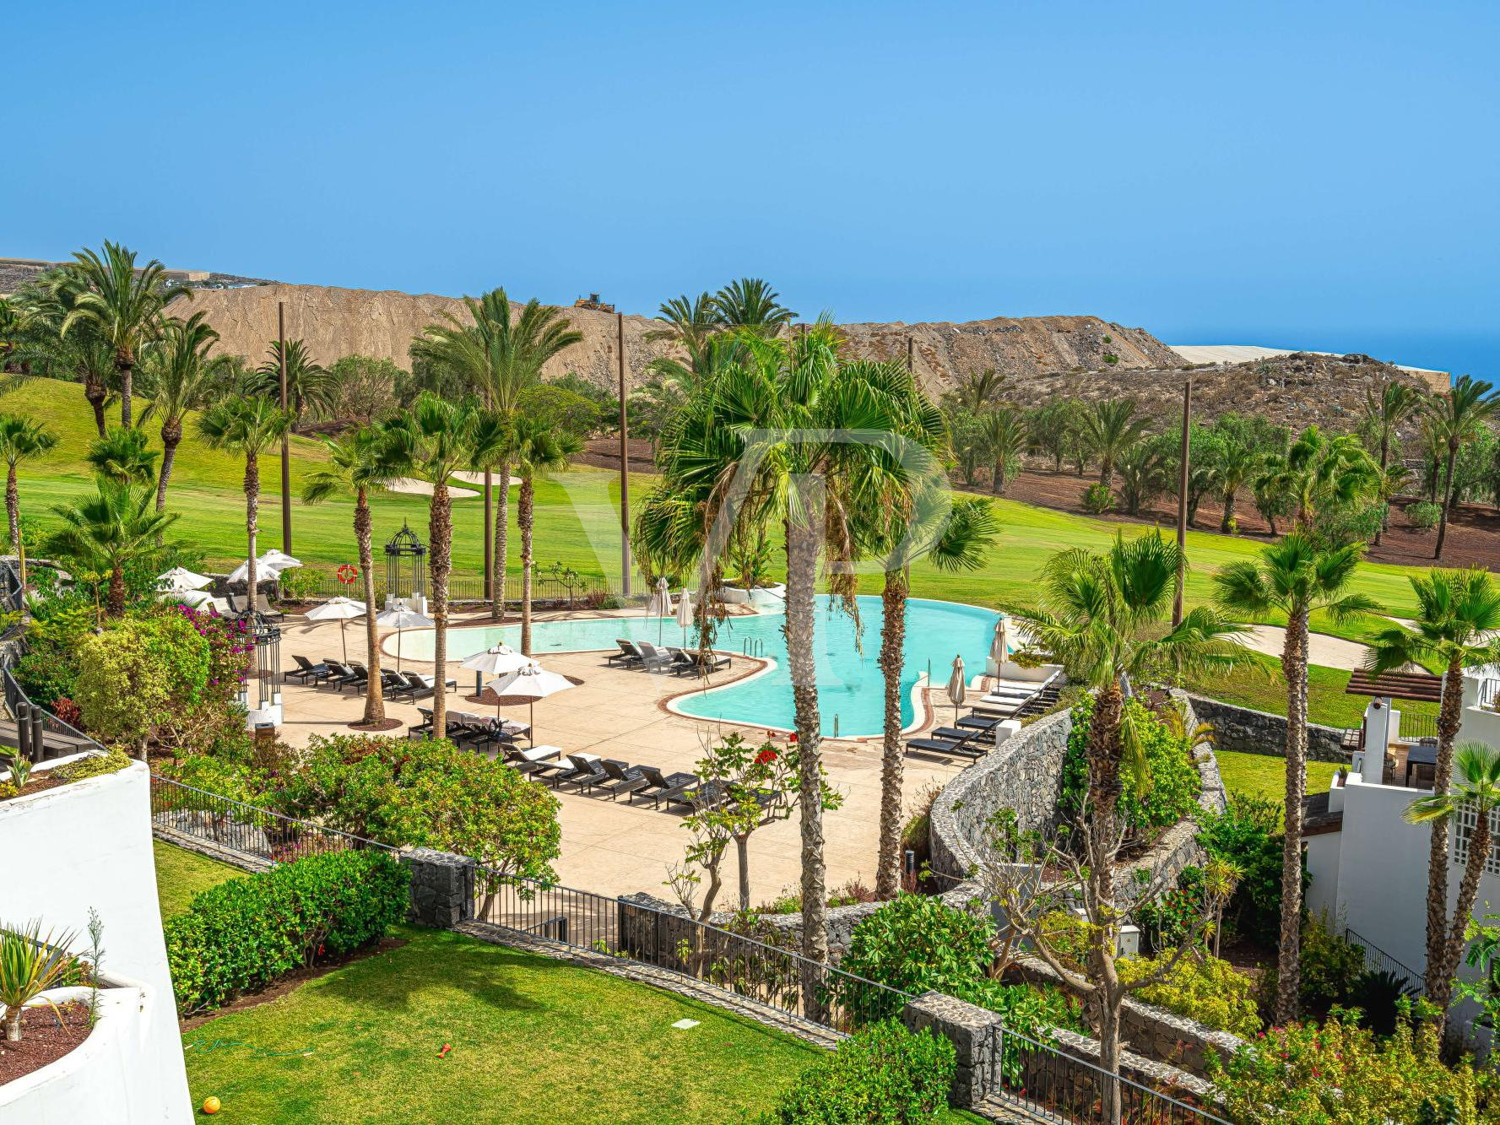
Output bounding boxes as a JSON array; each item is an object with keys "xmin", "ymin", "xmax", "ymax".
[
  {"xmin": 666, "ymin": 731, "xmax": 841, "ymax": 920},
  {"xmin": 0, "ymin": 413, "xmax": 58, "ymax": 587},
  {"xmin": 0, "ymin": 919, "xmax": 79, "ymax": 1042}
]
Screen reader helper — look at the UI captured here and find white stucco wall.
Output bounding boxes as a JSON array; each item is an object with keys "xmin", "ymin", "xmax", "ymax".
[{"xmin": 0, "ymin": 761, "xmax": 191, "ymax": 1123}]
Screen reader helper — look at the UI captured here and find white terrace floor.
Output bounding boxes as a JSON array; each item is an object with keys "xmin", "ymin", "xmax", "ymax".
[{"xmin": 271, "ymin": 606, "xmax": 969, "ymax": 903}]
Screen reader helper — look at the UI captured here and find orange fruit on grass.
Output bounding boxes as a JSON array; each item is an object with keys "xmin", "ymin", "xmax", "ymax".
[{"xmin": 202, "ymin": 1096, "xmax": 221, "ymax": 1115}]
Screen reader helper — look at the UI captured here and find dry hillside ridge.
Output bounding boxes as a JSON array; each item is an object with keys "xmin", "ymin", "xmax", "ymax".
[{"xmin": 162, "ymin": 282, "xmax": 1180, "ymax": 396}]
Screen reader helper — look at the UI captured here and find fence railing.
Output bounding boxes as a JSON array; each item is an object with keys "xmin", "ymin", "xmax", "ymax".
[
  {"xmin": 994, "ymin": 1026, "xmax": 1231, "ymax": 1125},
  {"xmin": 1345, "ymin": 926, "xmax": 1426, "ymax": 997},
  {"xmin": 1398, "ymin": 710, "xmax": 1440, "ymax": 742},
  {"xmin": 293, "ymin": 568, "xmax": 607, "ymax": 608}
]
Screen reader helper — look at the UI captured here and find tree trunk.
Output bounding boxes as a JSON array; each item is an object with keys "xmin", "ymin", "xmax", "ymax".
[
  {"xmin": 1275, "ymin": 609, "xmax": 1310, "ymax": 1024},
  {"xmin": 1097, "ymin": 993, "xmax": 1124, "ymax": 1125},
  {"xmin": 429, "ymin": 482, "xmax": 452, "ymax": 740},
  {"xmin": 1087, "ymin": 680, "xmax": 1125, "ymax": 1125},
  {"xmin": 520, "ymin": 475, "xmax": 535, "ymax": 656},
  {"xmin": 483, "ymin": 468, "xmax": 493, "ymax": 601},
  {"xmin": 84, "ymin": 379, "xmax": 107, "ymax": 438},
  {"xmin": 118, "ymin": 357, "xmax": 133, "ymax": 429},
  {"xmin": 1221, "ymin": 488, "xmax": 1236, "ymax": 532},
  {"xmin": 6, "ymin": 465, "xmax": 19, "ymax": 565},
  {"xmin": 3, "ymin": 1005, "xmax": 19, "ymax": 1042},
  {"xmin": 491, "ymin": 456, "xmax": 511, "ymax": 621},
  {"xmin": 875, "ymin": 569, "xmax": 908, "ymax": 898},
  {"xmin": 107, "ymin": 564, "xmax": 126, "ymax": 616},
  {"xmin": 1375, "ymin": 431, "xmax": 1390, "ymax": 545},
  {"xmin": 1435, "ymin": 441, "xmax": 1458, "ymax": 560},
  {"xmin": 736, "ymin": 835, "xmax": 751, "ymax": 913},
  {"xmin": 245, "ymin": 454, "xmax": 259, "ymax": 610},
  {"xmin": 784, "ymin": 506, "xmax": 827, "ymax": 982},
  {"xmin": 1423, "ymin": 656, "xmax": 1465, "ymax": 996},
  {"xmin": 991, "ymin": 458, "xmax": 1003, "ymax": 496},
  {"xmin": 156, "ymin": 420, "xmax": 181, "ymax": 512},
  {"xmin": 1431, "ymin": 813, "xmax": 1490, "ymax": 1014},
  {"xmin": 357, "ymin": 490, "xmax": 385, "ymax": 725},
  {"xmin": 1099, "ymin": 456, "xmax": 1113, "ymax": 486}
]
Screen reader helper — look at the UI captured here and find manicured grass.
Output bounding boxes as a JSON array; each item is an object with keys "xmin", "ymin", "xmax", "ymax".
[
  {"xmin": 1182, "ymin": 653, "xmax": 1439, "ymax": 729},
  {"xmin": 180, "ymin": 926, "xmax": 979, "ymax": 1124},
  {"xmin": 1215, "ymin": 749, "xmax": 1343, "ymax": 811},
  {"xmin": 153, "ymin": 840, "xmax": 243, "ymax": 918}
]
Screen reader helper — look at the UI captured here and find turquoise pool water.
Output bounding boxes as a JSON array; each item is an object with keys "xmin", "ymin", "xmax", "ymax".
[{"xmin": 396, "ymin": 595, "xmax": 1003, "ymax": 737}]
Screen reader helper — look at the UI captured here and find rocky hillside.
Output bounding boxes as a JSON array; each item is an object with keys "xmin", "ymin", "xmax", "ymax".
[{"xmin": 162, "ymin": 283, "xmax": 1179, "ymax": 395}]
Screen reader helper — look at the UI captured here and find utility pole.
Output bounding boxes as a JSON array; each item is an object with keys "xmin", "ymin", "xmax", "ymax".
[
  {"xmin": 617, "ymin": 312, "xmax": 632, "ymax": 597},
  {"xmin": 278, "ymin": 301, "xmax": 292, "ymax": 555},
  {"xmin": 1172, "ymin": 375, "xmax": 1192, "ymax": 626},
  {"xmin": 906, "ymin": 335, "xmax": 914, "ymax": 374}
]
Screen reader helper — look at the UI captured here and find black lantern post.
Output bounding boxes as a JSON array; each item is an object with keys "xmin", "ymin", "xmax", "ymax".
[
  {"xmin": 246, "ymin": 612, "xmax": 282, "ymax": 711},
  {"xmin": 384, "ymin": 522, "xmax": 427, "ymax": 608}
]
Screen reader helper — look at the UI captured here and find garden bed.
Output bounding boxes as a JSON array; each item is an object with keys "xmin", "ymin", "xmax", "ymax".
[{"xmin": 0, "ymin": 1001, "xmax": 91, "ymax": 1087}]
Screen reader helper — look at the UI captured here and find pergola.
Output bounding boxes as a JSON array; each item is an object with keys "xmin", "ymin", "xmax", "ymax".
[{"xmin": 1344, "ymin": 668, "xmax": 1445, "ymax": 788}]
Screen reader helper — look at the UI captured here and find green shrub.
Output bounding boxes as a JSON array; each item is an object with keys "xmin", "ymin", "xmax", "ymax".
[
  {"xmin": 836, "ymin": 895, "xmax": 994, "ymax": 1023},
  {"xmin": 1059, "ymin": 695, "xmax": 1201, "ymax": 840},
  {"xmin": 1406, "ymin": 500, "xmax": 1442, "ymax": 531},
  {"xmin": 275, "ymin": 566, "xmax": 322, "ymax": 601},
  {"xmin": 1255, "ymin": 915, "xmax": 1366, "ymax": 1017},
  {"xmin": 1197, "ymin": 794, "xmax": 1284, "ymax": 945},
  {"xmin": 1080, "ymin": 482, "xmax": 1114, "ymax": 513},
  {"xmin": 164, "ymin": 849, "xmax": 407, "ymax": 1016},
  {"xmin": 52, "ymin": 747, "xmax": 131, "ymax": 782},
  {"xmin": 1118, "ymin": 949, "xmax": 1261, "ymax": 1036},
  {"xmin": 74, "ymin": 611, "xmax": 211, "ymax": 752},
  {"xmin": 759, "ymin": 1021, "xmax": 955, "ymax": 1124}
]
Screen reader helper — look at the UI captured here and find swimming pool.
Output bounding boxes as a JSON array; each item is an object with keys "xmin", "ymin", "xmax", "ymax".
[{"xmin": 394, "ymin": 596, "xmax": 1005, "ymax": 737}]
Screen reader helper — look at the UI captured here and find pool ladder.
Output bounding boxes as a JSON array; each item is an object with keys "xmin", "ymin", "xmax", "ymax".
[{"xmin": 740, "ymin": 637, "xmax": 768, "ymax": 658}]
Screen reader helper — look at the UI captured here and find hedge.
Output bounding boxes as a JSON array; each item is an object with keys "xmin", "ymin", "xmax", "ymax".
[
  {"xmin": 759, "ymin": 1021, "xmax": 956, "ymax": 1123},
  {"xmin": 165, "ymin": 849, "xmax": 408, "ymax": 1016}
]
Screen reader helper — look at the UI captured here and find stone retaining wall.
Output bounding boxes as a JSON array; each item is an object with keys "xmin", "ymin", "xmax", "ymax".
[{"xmin": 1187, "ymin": 693, "xmax": 1347, "ymax": 762}]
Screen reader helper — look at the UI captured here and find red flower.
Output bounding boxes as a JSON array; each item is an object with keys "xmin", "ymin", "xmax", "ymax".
[
  {"xmin": 755, "ymin": 747, "xmax": 777, "ymax": 765},
  {"xmin": 788, "ymin": 732, "xmax": 798, "ymax": 743}
]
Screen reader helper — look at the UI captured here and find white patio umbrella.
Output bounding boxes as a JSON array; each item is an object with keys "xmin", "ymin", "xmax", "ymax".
[
  {"xmin": 160, "ymin": 587, "xmax": 216, "ymax": 609},
  {"xmin": 306, "ymin": 596, "xmax": 367, "ymax": 662},
  {"xmin": 947, "ymin": 654, "xmax": 967, "ymax": 726},
  {"xmin": 990, "ymin": 617, "xmax": 1009, "ymax": 668},
  {"xmin": 461, "ymin": 643, "xmax": 535, "ymax": 695},
  {"xmin": 375, "ymin": 600, "xmax": 433, "ymax": 673},
  {"xmin": 157, "ymin": 566, "xmax": 213, "ymax": 592},
  {"xmin": 486, "ymin": 663, "xmax": 574, "ymax": 740},
  {"xmin": 676, "ymin": 587, "xmax": 695, "ymax": 644},
  {"xmin": 227, "ymin": 550, "xmax": 303, "ymax": 584}
]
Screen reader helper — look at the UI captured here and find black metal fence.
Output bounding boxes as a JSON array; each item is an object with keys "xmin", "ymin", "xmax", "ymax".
[
  {"xmin": 1398, "ymin": 710, "xmax": 1440, "ymax": 742},
  {"xmin": 470, "ymin": 869, "xmax": 909, "ymax": 1034},
  {"xmin": 292, "ymin": 567, "xmax": 606, "ymax": 608},
  {"xmin": 1345, "ymin": 926, "xmax": 1426, "ymax": 997},
  {"xmin": 995, "ymin": 1026, "xmax": 1231, "ymax": 1125}
]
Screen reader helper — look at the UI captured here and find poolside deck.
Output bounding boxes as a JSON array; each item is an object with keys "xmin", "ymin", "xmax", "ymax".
[{"xmin": 269, "ymin": 605, "xmax": 969, "ymax": 901}]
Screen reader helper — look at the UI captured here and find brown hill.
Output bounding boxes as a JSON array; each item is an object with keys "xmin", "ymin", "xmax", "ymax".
[{"xmin": 163, "ymin": 283, "xmax": 1180, "ymax": 394}]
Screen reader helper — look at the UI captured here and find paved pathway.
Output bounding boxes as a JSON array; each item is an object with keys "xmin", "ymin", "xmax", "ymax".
[{"xmin": 1231, "ymin": 625, "xmax": 1370, "ymax": 671}]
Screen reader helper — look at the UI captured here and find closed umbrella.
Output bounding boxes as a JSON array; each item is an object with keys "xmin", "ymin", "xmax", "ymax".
[
  {"xmin": 990, "ymin": 617, "xmax": 1009, "ymax": 669},
  {"xmin": 486, "ymin": 663, "xmax": 574, "ymax": 740},
  {"xmin": 947, "ymin": 654, "xmax": 967, "ymax": 726},
  {"xmin": 375, "ymin": 599, "xmax": 433, "ymax": 673},
  {"xmin": 645, "ymin": 576, "xmax": 674, "ymax": 643},
  {"xmin": 157, "ymin": 566, "xmax": 212, "ymax": 592},
  {"xmin": 676, "ymin": 587, "xmax": 695, "ymax": 644},
  {"xmin": 461, "ymin": 643, "xmax": 534, "ymax": 696},
  {"xmin": 306, "ymin": 595, "xmax": 367, "ymax": 662}
]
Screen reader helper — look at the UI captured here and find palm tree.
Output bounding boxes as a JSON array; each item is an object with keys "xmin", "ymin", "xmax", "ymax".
[
  {"xmin": 0, "ymin": 414, "xmax": 58, "ymax": 586},
  {"xmin": 644, "ymin": 292, "xmax": 723, "ymax": 365},
  {"xmin": 1427, "ymin": 375, "xmax": 1500, "ymax": 560},
  {"xmin": 1404, "ymin": 743, "xmax": 1500, "ymax": 1014},
  {"xmin": 1366, "ymin": 569, "xmax": 1500, "ymax": 1006},
  {"xmin": 59, "ymin": 242, "xmax": 189, "ymax": 428},
  {"xmin": 45, "ymin": 483, "xmax": 178, "ymax": 616},
  {"xmin": 140, "ymin": 311, "xmax": 224, "ymax": 512},
  {"xmin": 197, "ymin": 398, "xmax": 292, "ymax": 609},
  {"xmin": 1205, "ymin": 416, "xmax": 1271, "ymax": 532},
  {"xmin": 85, "ymin": 426, "xmax": 159, "ymax": 485},
  {"xmin": 410, "ymin": 288, "xmax": 582, "ymax": 621},
  {"xmin": 1257, "ymin": 424, "xmax": 1382, "ymax": 536},
  {"xmin": 1363, "ymin": 382, "xmax": 1427, "ymax": 544},
  {"xmin": 1076, "ymin": 399, "xmax": 1149, "ymax": 486},
  {"xmin": 304, "ymin": 426, "xmax": 410, "ymax": 725},
  {"xmin": 384, "ymin": 394, "xmax": 499, "ymax": 740},
  {"xmin": 254, "ymin": 339, "xmax": 333, "ymax": 428},
  {"xmin": 1010, "ymin": 531, "xmax": 1242, "ymax": 1095},
  {"xmin": 978, "ymin": 407, "xmax": 1027, "ymax": 496},
  {"xmin": 1212, "ymin": 535, "xmax": 1380, "ymax": 1023},
  {"xmin": 6, "ymin": 273, "xmax": 118, "ymax": 436},
  {"xmin": 946, "ymin": 367, "xmax": 1013, "ymax": 415},
  {"xmin": 713, "ymin": 278, "xmax": 796, "ymax": 334},
  {"xmin": 511, "ymin": 416, "xmax": 584, "ymax": 655}
]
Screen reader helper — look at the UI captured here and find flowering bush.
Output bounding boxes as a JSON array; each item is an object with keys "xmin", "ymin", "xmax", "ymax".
[{"xmin": 74, "ymin": 611, "xmax": 211, "ymax": 752}]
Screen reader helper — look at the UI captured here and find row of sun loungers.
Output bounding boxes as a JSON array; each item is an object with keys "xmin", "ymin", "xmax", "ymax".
[
  {"xmin": 904, "ymin": 670, "xmax": 1063, "ymax": 761},
  {"xmin": 287, "ymin": 656, "xmax": 456, "ymax": 701},
  {"xmin": 497, "ymin": 747, "xmax": 783, "ymax": 818},
  {"xmin": 408, "ymin": 708, "xmax": 532, "ymax": 750},
  {"xmin": 605, "ymin": 640, "xmax": 731, "ymax": 676}
]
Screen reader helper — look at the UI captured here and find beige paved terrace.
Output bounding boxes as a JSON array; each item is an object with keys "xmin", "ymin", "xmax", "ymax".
[{"xmin": 269, "ymin": 606, "xmax": 970, "ymax": 903}]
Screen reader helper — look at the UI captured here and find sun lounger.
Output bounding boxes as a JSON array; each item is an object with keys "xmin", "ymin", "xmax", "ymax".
[
  {"xmin": 632, "ymin": 766, "xmax": 698, "ymax": 807},
  {"xmin": 906, "ymin": 727, "xmax": 987, "ymax": 759},
  {"xmin": 326, "ymin": 661, "xmax": 366, "ymax": 692},
  {"xmin": 606, "ymin": 640, "xmax": 643, "ymax": 667},
  {"xmin": 556, "ymin": 754, "xmax": 622, "ymax": 791},
  {"xmin": 635, "ymin": 641, "xmax": 672, "ymax": 672},
  {"xmin": 503, "ymin": 744, "xmax": 562, "ymax": 775},
  {"xmin": 255, "ymin": 593, "xmax": 284, "ymax": 621},
  {"xmin": 928, "ymin": 726, "xmax": 978, "ymax": 742},
  {"xmin": 408, "ymin": 707, "xmax": 435, "ymax": 737},
  {"xmin": 955, "ymin": 714, "xmax": 1002, "ymax": 732},
  {"xmin": 664, "ymin": 778, "xmax": 727, "ymax": 813},
  {"xmin": 665, "ymin": 647, "xmax": 695, "ymax": 674},
  {"xmin": 391, "ymin": 671, "xmax": 433, "ymax": 701},
  {"xmin": 594, "ymin": 759, "xmax": 654, "ymax": 800},
  {"xmin": 286, "ymin": 655, "xmax": 331, "ymax": 684}
]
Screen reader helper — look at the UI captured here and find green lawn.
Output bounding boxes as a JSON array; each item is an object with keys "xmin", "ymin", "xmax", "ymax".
[
  {"xmin": 1183, "ymin": 653, "xmax": 1439, "ymax": 729},
  {"xmin": 11, "ymin": 375, "xmax": 1436, "ymax": 625},
  {"xmin": 152, "ymin": 840, "xmax": 242, "ymax": 918},
  {"xmin": 1214, "ymin": 749, "xmax": 1343, "ymax": 811},
  {"xmin": 180, "ymin": 926, "xmax": 979, "ymax": 1124}
]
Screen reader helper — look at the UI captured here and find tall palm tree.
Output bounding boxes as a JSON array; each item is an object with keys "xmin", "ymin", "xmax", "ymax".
[
  {"xmin": 1427, "ymin": 375, "xmax": 1500, "ymax": 560},
  {"xmin": 384, "ymin": 394, "xmax": 499, "ymax": 740},
  {"xmin": 85, "ymin": 426, "xmax": 158, "ymax": 485},
  {"xmin": 255, "ymin": 339, "xmax": 334, "ymax": 427},
  {"xmin": 410, "ymin": 288, "xmax": 582, "ymax": 621},
  {"xmin": 59, "ymin": 242, "xmax": 189, "ymax": 428},
  {"xmin": 304, "ymin": 426, "xmax": 410, "ymax": 725},
  {"xmin": 140, "ymin": 311, "xmax": 224, "ymax": 512},
  {"xmin": 1010, "ymin": 531, "xmax": 1242, "ymax": 1092},
  {"xmin": 1366, "ymin": 569, "xmax": 1500, "ymax": 1005},
  {"xmin": 713, "ymin": 278, "xmax": 796, "ymax": 334},
  {"xmin": 0, "ymin": 414, "xmax": 58, "ymax": 586},
  {"xmin": 1257, "ymin": 424, "xmax": 1382, "ymax": 536},
  {"xmin": 644, "ymin": 292, "xmax": 723, "ymax": 366},
  {"xmin": 45, "ymin": 483, "xmax": 178, "ymax": 616},
  {"xmin": 978, "ymin": 407, "xmax": 1027, "ymax": 496},
  {"xmin": 1212, "ymin": 535, "xmax": 1379, "ymax": 1023},
  {"xmin": 511, "ymin": 416, "xmax": 584, "ymax": 655},
  {"xmin": 1364, "ymin": 382, "xmax": 1427, "ymax": 545},
  {"xmin": 636, "ymin": 323, "xmax": 897, "ymax": 971},
  {"xmin": 1205, "ymin": 415, "xmax": 1270, "ymax": 532},
  {"xmin": 945, "ymin": 367, "xmax": 1013, "ymax": 415},
  {"xmin": 1404, "ymin": 743, "xmax": 1500, "ymax": 1014},
  {"xmin": 197, "ymin": 398, "xmax": 292, "ymax": 609},
  {"xmin": 6, "ymin": 273, "xmax": 118, "ymax": 436},
  {"xmin": 1076, "ymin": 399, "xmax": 1149, "ymax": 486}
]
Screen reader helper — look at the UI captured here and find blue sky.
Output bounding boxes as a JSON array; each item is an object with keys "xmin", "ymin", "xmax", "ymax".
[{"xmin": 6, "ymin": 1, "xmax": 1497, "ymax": 376}]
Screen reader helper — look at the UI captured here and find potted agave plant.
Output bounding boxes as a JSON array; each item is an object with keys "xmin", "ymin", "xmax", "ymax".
[{"xmin": 1, "ymin": 919, "xmax": 80, "ymax": 1042}]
